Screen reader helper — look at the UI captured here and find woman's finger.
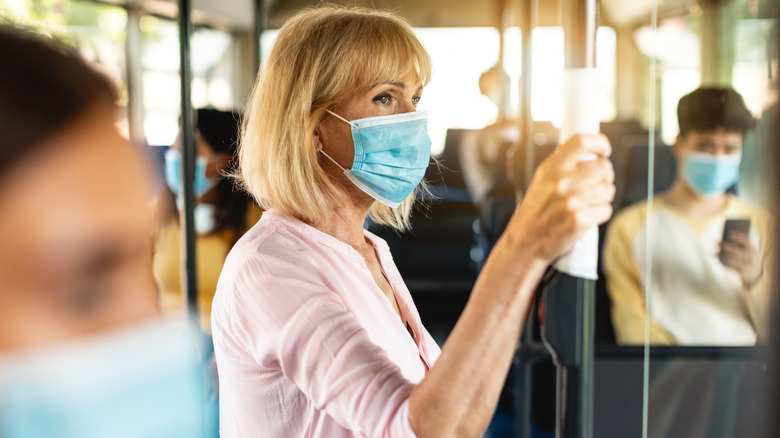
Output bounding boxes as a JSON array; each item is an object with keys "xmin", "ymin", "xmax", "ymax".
[
  {"xmin": 542, "ymin": 158, "xmax": 614, "ymax": 201},
  {"xmin": 577, "ymin": 203, "xmax": 614, "ymax": 228},
  {"xmin": 567, "ymin": 159, "xmax": 615, "ymax": 194},
  {"xmin": 547, "ymin": 133, "xmax": 612, "ymax": 171},
  {"xmin": 566, "ymin": 182, "xmax": 616, "ymax": 210},
  {"xmin": 576, "ymin": 157, "xmax": 615, "ymax": 183}
]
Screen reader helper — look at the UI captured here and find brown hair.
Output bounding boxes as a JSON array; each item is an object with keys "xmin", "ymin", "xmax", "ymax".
[
  {"xmin": 677, "ymin": 87, "xmax": 756, "ymax": 138},
  {"xmin": 0, "ymin": 25, "xmax": 117, "ymax": 179}
]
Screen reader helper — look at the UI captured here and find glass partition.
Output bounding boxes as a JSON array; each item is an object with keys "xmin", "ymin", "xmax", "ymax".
[
  {"xmin": 141, "ymin": 17, "xmax": 237, "ymax": 146},
  {"xmin": 599, "ymin": 1, "xmax": 777, "ymax": 437},
  {"xmin": 594, "ymin": 347, "xmax": 770, "ymax": 437}
]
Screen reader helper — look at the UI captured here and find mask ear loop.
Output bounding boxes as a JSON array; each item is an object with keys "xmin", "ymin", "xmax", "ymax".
[
  {"xmin": 319, "ymin": 149, "xmax": 348, "ymax": 172},
  {"xmin": 319, "ymin": 109, "xmax": 353, "ymax": 172},
  {"xmin": 325, "ymin": 109, "xmax": 353, "ymax": 126}
]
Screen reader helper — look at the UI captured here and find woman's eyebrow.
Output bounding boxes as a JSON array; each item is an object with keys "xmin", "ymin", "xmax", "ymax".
[
  {"xmin": 367, "ymin": 82, "xmax": 422, "ymax": 95},
  {"xmin": 370, "ymin": 81, "xmax": 406, "ymax": 89}
]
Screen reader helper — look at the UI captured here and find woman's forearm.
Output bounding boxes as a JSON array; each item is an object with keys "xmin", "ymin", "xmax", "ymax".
[
  {"xmin": 408, "ymin": 227, "xmax": 548, "ymax": 437},
  {"xmin": 408, "ymin": 133, "xmax": 614, "ymax": 437}
]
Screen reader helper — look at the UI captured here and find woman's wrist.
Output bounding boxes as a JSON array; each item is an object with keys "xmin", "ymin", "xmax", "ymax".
[
  {"xmin": 497, "ymin": 221, "xmax": 551, "ymax": 268},
  {"xmin": 487, "ymin": 228, "xmax": 550, "ymax": 295}
]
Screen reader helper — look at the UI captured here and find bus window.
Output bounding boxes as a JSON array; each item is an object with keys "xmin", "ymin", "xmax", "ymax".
[
  {"xmin": 502, "ymin": 26, "xmax": 617, "ymax": 127},
  {"xmin": 141, "ymin": 17, "xmax": 236, "ymax": 146},
  {"xmin": 0, "ymin": 0, "xmax": 130, "ymax": 136}
]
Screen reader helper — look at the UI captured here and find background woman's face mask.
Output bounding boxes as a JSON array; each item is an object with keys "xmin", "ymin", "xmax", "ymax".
[
  {"xmin": 319, "ymin": 110, "xmax": 432, "ymax": 208},
  {"xmin": 164, "ymin": 148, "xmax": 218, "ymax": 198}
]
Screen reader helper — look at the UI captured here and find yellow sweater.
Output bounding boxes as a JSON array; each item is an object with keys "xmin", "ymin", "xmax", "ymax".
[
  {"xmin": 603, "ymin": 195, "xmax": 774, "ymax": 345},
  {"xmin": 153, "ymin": 220, "xmax": 233, "ymax": 332}
]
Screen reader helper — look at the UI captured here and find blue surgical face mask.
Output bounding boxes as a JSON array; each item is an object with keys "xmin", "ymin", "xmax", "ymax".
[
  {"xmin": 0, "ymin": 322, "xmax": 216, "ymax": 438},
  {"xmin": 682, "ymin": 151, "xmax": 741, "ymax": 198},
  {"xmin": 164, "ymin": 148, "xmax": 218, "ymax": 198},
  {"xmin": 320, "ymin": 110, "xmax": 432, "ymax": 208}
]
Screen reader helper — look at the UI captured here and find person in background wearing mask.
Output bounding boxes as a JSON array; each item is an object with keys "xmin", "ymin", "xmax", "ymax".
[
  {"xmin": 0, "ymin": 26, "xmax": 212, "ymax": 437},
  {"xmin": 154, "ymin": 108, "xmax": 257, "ymax": 332},
  {"xmin": 604, "ymin": 87, "xmax": 774, "ymax": 345}
]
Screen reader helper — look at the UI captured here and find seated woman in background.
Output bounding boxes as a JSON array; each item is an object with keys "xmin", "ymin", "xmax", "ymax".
[
  {"xmin": 211, "ymin": 5, "xmax": 614, "ymax": 437},
  {"xmin": 154, "ymin": 108, "xmax": 258, "ymax": 331}
]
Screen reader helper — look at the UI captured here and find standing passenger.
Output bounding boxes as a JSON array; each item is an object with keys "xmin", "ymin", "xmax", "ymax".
[{"xmin": 211, "ymin": 5, "xmax": 615, "ymax": 437}]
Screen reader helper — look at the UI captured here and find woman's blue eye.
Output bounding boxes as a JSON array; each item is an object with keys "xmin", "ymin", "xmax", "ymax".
[
  {"xmin": 374, "ymin": 94, "xmax": 391, "ymax": 104},
  {"xmin": 412, "ymin": 96, "xmax": 420, "ymax": 106}
]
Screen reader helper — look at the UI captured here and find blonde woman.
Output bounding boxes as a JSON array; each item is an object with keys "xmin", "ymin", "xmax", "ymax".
[{"xmin": 211, "ymin": 5, "xmax": 615, "ymax": 437}]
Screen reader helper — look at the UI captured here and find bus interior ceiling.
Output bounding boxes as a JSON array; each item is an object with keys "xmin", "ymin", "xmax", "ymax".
[{"xmin": 103, "ymin": 0, "xmax": 691, "ymax": 30}]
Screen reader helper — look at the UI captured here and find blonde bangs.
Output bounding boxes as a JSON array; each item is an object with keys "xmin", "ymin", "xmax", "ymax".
[{"xmin": 347, "ymin": 18, "xmax": 432, "ymax": 93}]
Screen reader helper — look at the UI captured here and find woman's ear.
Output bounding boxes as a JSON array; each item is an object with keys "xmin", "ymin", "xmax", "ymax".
[{"xmin": 313, "ymin": 129, "xmax": 323, "ymax": 152}]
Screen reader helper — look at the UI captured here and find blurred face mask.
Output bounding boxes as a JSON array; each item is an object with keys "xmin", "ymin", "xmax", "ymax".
[
  {"xmin": 319, "ymin": 110, "xmax": 431, "ymax": 208},
  {"xmin": 172, "ymin": 199, "xmax": 217, "ymax": 235},
  {"xmin": 164, "ymin": 148, "xmax": 218, "ymax": 198},
  {"xmin": 0, "ymin": 322, "xmax": 215, "ymax": 438},
  {"xmin": 682, "ymin": 151, "xmax": 741, "ymax": 198},
  {"xmin": 193, "ymin": 203, "xmax": 217, "ymax": 235}
]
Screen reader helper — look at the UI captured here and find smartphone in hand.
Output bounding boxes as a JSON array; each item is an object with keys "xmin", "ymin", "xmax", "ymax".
[{"xmin": 720, "ymin": 218, "xmax": 751, "ymax": 256}]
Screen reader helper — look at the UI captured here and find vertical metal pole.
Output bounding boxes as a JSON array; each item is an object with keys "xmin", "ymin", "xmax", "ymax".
[
  {"xmin": 125, "ymin": 7, "xmax": 145, "ymax": 144},
  {"xmin": 495, "ymin": 0, "xmax": 508, "ymax": 120},
  {"xmin": 178, "ymin": 0, "xmax": 198, "ymax": 320},
  {"xmin": 541, "ymin": 273, "xmax": 596, "ymax": 438},
  {"xmin": 520, "ymin": 0, "xmax": 536, "ymax": 191},
  {"xmin": 564, "ymin": 0, "xmax": 597, "ymax": 433},
  {"xmin": 563, "ymin": 0, "xmax": 597, "ymax": 70},
  {"xmin": 540, "ymin": 1, "xmax": 598, "ymax": 437}
]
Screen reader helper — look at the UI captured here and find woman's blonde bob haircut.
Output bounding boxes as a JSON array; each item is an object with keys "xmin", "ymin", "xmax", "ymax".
[{"xmin": 237, "ymin": 4, "xmax": 432, "ymax": 231}]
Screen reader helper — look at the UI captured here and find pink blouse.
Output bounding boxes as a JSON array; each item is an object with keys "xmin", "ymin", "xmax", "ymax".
[{"xmin": 211, "ymin": 210, "xmax": 441, "ymax": 437}]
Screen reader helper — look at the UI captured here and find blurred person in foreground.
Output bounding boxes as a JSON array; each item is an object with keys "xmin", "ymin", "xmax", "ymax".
[
  {"xmin": 604, "ymin": 87, "xmax": 774, "ymax": 345},
  {"xmin": 154, "ymin": 107, "xmax": 257, "ymax": 332},
  {"xmin": 0, "ymin": 25, "xmax": 210, "ymax": 437},
  {"xmin": 211, "ymin": 5, "xmax": 614, "ymax": 437}
]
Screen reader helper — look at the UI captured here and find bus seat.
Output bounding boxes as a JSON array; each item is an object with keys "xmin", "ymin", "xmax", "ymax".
[{"xmin": 619, "ymin": 142, "xmax": 677, "ymax": 208}]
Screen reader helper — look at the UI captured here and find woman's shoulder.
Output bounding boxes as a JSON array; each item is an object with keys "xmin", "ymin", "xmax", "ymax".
[
  {"xmin": 211, "ymin": 211, "xmax": 360, "ymax": 343},
  {"xmin": 223, "ymin": 212, "xmax": 317, "ymax": 275},
  {"xmin": 218, "ymin": 210, "xmax": 361, "ymax": 293}
]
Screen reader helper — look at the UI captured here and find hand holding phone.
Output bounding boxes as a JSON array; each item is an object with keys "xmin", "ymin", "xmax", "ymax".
[
  {"xmin": 721, "ymin": 219, "xmax": 751, "ymax": 247},
  {"xmin": 719, "ymin": 218, "xmax": 761, "ymax": 288}
]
